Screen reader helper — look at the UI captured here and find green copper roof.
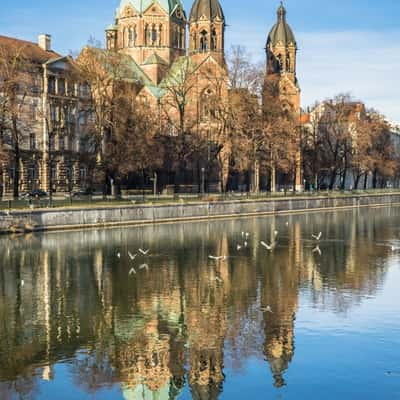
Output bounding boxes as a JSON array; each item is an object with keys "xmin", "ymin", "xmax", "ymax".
[
  {"xmin": 267, "ymin": 3, "xmax": 296, "ymax": 47},
  {"xmin": 117, "ymin": 0, "xmax": 184, "ymax": 16},
  {"xmin": 189, "ymin": 0, "xmax": 225, "ymax": 21},
  {"xmin": 142, "ymin": 53, "xmax": 168, "ymax": 66}
]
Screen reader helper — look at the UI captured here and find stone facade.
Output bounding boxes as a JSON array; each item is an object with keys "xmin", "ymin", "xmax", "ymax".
[{"xmin": 0, "ymin": 34, "xmax": 91, "ymax": 197}]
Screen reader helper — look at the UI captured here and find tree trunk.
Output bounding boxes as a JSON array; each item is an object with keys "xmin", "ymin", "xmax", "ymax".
[
  {"xmin": 354, "ymin": 174, "xmax": 361, "ymax": 190},
  {"xmin": 13, "ymin": 149, "xmax": 20, "ymax": 199},
  {"xmin": 363, "ymin": 172, "xmax": 368, "ymax": 190},
  {"xmin": 341, "ymin": 168, "xmax": 347, "ymax": 190},
  {"xmin": 329, "ymin": 170, "xmax": 337, "ymax": 190},
  {"xmin": 372, "ymin": 170, "xmax": 378, "ymax": 189}
]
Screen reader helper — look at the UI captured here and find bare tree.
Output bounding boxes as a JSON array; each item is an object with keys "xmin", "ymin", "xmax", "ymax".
[{"xmin": 0, "ymin": 44, "xmax": 32, "ymax": 198}]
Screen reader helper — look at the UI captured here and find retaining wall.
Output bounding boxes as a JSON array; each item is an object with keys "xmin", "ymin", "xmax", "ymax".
[{"xmin": 1, "ymin": 193, "xmax": 400, "ymax": 234}]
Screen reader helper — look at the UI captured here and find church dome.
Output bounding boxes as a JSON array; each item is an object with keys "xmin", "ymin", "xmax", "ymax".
[
  {"xmin": 267, "ymin": 3, "xmax": 296, "ymax": 47},
  {"xmin": 189, "ymin": 0, "xmax": 225, "ymax": 22},
  {"xmin": 117, "ymin": 0, "xmax": 184, "ymax": 16}
]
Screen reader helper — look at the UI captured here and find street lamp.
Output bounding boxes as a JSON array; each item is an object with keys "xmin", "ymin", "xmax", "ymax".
[{"xmin": 201, "ymin": 167, "xmax": 205, "ymax": 195}]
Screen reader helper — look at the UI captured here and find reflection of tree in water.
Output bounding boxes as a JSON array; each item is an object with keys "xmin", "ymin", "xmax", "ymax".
[{"xmin": 0, "ymin": 206, "xmax": 396, "ymax": 398}]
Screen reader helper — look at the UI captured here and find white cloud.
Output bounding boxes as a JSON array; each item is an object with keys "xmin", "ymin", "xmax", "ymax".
[{"xmin": 227, "ymin": 29, "xmax": 400, "ymax": 123}]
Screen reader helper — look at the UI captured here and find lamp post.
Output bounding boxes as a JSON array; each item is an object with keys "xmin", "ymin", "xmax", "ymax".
[{"xmin": 201, "ymin": 167, "xmax": 205, "ymax": 195}]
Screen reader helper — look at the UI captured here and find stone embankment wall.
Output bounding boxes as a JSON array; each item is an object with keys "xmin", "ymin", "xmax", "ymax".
[{"xmin": 1, "ymin": 194, "xmax": 399, "ymax": 234}]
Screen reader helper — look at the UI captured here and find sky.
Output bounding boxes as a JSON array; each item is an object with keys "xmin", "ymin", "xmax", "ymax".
[{"xmin": 1, "ymin": 0, "xmax": 399, "ymax": 123}]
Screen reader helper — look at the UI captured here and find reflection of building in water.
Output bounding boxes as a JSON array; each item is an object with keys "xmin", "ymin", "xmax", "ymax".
[
  {"xmin": 261, "ymin": 221, "xmax": 302, "ymax": 387},
  {"xmin": 185, "ymin": 233, "xmax": 229, "ymax": 399},
  {"xmin": 0, "ymin": 208, "xmax": 395, "ymax": 398}
]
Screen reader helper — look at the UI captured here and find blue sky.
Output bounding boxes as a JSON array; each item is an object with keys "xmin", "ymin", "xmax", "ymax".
[{"xmin": 1, "ymin": 0, "xmax": 399, "ymax": 123}]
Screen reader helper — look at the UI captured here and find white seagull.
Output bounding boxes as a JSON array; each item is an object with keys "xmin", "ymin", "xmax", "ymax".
[
  {"xmin": 312, "ymin": 232, "xmax": 323, "ymax": 241},
  {"xmin": 128, "ymin": 251, "xmax": 137, "ymax": 260},
  {"xmin": 129, "ymin": 267, "xmax": 136, "ymax": 275},
  {"xmin": 312, "ymin": 245, "xmax": 322, "ymax": 256},
  {"xmin": 139, "ymin": 248, "xmax": 150, "ymax": 255},
  {"xmin": 139, "ymin": 264, "xmax": 149, "ymax": 271},
  {"xmin": 209, "ymin": 255, "xmax": 227, "ymax": 261},
  {"xmin": 261, "ymin": 241, "xmax": 274, "ymax": 251},
  {"xmin": 237, "ymin": 244, "xmax": 242, "ymax": 251},
  {"xmin": 261, "ymin": 306, "xmax": 273, "ymax": 313},
  {"xmin": 215, "ymin": 276, "xmax": 223, "ymax": 283},
  {"xmin": 117, "ymin": 252, "xmax": 121, "ymax": 259}
]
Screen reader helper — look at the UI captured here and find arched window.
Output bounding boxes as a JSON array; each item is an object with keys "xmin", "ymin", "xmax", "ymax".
[
  {"xmin": 144, "ymin": 24, "xmax": 148, "ymax": 46},
  {"xmin": 151, "ymin": 24, "xmax": 157, "ymax": 46},
  {"xmin": 124, "ymin": 27, "xmax": 129, "ymax": 47},
  {"xmin": 211, "ymin": 29, "xmax": 217, "ymax": 51},
  {"xmin": 200, "ymin": 88, "xmax": 216, "ymax": 121},
  {"xmin": 200, "ymin": 30, "xmax": 208, "ymax": 52},
  {"xmin": 180, "ymin": 27, "xmax": 185, "ymax": 49},
  {"xmin": 158, "ymin": 24, "xmax": 163, "ymax": 46},
  {"xmin": 286, "ymin": 55, "xmax": 291, "ymax": 72},
  {"xmin": 129, "ymin": 26, "xmax": 136, "ymax": 47},
  {"xmin": 277, "ymin": 54, "xmax": 283, "ymax": 71}
]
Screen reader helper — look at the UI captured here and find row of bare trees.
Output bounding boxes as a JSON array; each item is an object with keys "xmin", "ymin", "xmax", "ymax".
[
  {"xmin": 0, "ymin": 40, "xmax": 398, "ymax": 197},
  {"xmin": 302, "ymin": 94, "xmax": 397, "ymax": 190}
]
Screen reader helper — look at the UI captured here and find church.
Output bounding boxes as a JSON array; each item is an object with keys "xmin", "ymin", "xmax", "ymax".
[
  {"xmin": 96, "ymin": 0, "xmax": 302, "ymax": 193},
  {"xmin": 0, "ymin": 0, "xmax": 301, "ymax": 197}
]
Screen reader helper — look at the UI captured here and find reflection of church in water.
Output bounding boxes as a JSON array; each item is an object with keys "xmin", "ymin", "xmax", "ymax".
[{"xmin": 0, "ymin": 210, "xmax": 391, "ymax": 398}]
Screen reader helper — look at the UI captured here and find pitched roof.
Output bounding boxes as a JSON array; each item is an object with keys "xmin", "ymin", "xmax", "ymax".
[
  {"xmin": 142, "ymin": 53, "xmax": 168, "ymax": 66},
  {"xmin": 117, "ymin": 0, "xmax": 184, "ymax": 17},
  {"xmin": 0, "ymin": 35, "xmax": 61, "ymax": 64}
]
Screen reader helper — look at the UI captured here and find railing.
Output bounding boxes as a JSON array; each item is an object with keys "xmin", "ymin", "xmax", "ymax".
[{"xmin": 0, "ymin": 189, "xmax": 400, "ymax": 211}]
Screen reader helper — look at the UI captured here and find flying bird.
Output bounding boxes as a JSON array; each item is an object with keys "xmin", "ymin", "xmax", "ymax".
[
  {"xmin": 129, "ymin": 268, "xmax": 136, "ymax": 275},
  {"xmin": 274, "ymin": 230, "xmax": 279, "ymax": 237},
  {"xmin": 312, "ymin": 245, "xmax": 322, "ymax": 256},
  {"xmin": 128, "ymin": 251, "xmax": 137, "ymax": 260},
  {"xmin": 117, "ymin": 252, "xmax": 121, "ymax": 259},
  {"xmin": 139, "ymin": 248, "xmax": 150, "ymax": 255},
  {"xmin": 312, "ymin": 232, "xmax": 322, "ymax": 241},
  {"xmin": 261, "ymin": 241, "xmax": 274, "ymax": 251},
  {"xmin": 215, "ymin": 276, "xmax": 223, "ymax": 283},
  {"xmin": 244, "ymin": 241, "xmax": 248, "ymax": 247},
  {"xmin": 209, "ymin": 255, "xmax": 227, "ymax": 261},
  {"xmin": 237, "ymin": 244, "xmax": 242, "ymax": 251},
  {"xmin": 139, "ymin": 264, "xmax": 149, "ymax": 271},
  {"xmin": 261, "ymin": 306, "xmax": 273, "ymax": 313}
]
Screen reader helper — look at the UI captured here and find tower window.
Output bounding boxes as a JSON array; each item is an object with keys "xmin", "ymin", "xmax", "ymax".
[
  {"xmin": 211, "ymin": 29, "xmax": 217, "ymax": 51},
  {"xmin": 151, "ymin": 25, "xmax": 157, "ymax": 46},
  {"xmin": 200, "ymin": 30, "xmax": 208, "ymax": 52},
  {"xmin": 129, "ymin": 26, "xmax": 136, "ymax": 47}
]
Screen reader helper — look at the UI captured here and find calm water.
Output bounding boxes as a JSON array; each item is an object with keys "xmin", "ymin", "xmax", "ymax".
[{"xmin": 1, "ymin": 207, "xmax": 400, "ymax": 399}]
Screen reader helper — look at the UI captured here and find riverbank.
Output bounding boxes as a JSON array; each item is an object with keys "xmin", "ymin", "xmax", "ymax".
[{"xmin": 1, "ymin": 192, "xmax": 400, "ymax": 234}]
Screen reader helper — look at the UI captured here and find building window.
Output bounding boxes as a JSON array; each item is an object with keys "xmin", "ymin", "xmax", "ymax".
[
  {"xmin": 48, "ymin": 76, "xmax": 56, "ymax": 94},
  {"xmin": 200, "ymin": 30, "xmax": 208, "ymax": 52},
  {"xmin": 129, "ymin": 26, "xmax": 137, "ymax": 47},
  {"xmin": 29, "ymin": 133, "xmax": 36, "ymax": 150},
  {"xmin": 58, "ymin": 78, "xmax": 65, "ymax": 95},
  {"xmin": 49, "ymin": 135, "xmax": 55, "ymax": 151},
  {"xmin": 211, "ymin": 29, "xmax": 217, "ymax": 51},
  {"xmin": 80, "ymin": 166, "xmax": 87, "ymax": 179},
  {"xmin": 50, "ymin": 104, "xmax": 57, "ymax": 122},
  {"xmin": 59, "ymin": 136, "xmax": 65, "ymax": 151},
  {"xmin": 151, "ymin": 25, "xmax": 157, "ymax": 46}
]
